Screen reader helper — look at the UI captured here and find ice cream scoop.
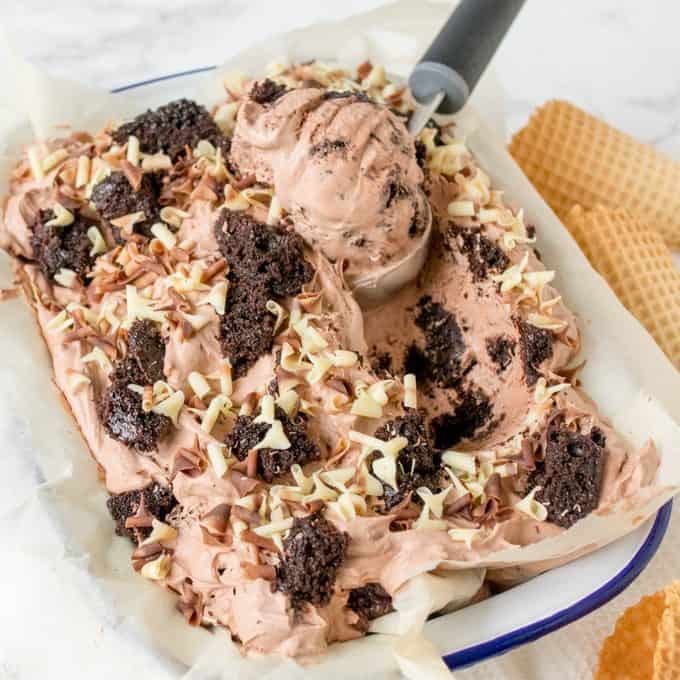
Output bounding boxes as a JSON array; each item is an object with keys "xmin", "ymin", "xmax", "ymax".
[
  {"xmin": 408, "ymin": 0, "xmax": 526, "ymax": 134},
  {"xmin": 230, "ymin": 87, "xmax": 431, "ymax": 305}
]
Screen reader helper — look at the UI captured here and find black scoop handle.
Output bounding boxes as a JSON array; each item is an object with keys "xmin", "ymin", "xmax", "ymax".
[{"xmin": 409, "ymin": 0, "xmax": 526, "ymax": 114}]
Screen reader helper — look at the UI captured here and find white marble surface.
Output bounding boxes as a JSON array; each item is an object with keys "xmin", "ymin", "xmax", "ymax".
[
  {"xmin": 3, "ymin": 0, "xmax": 680, "ymax": 153},
  {"xmin": 1, "ymin": 2, "xmax": 679, "ymax": 679}
]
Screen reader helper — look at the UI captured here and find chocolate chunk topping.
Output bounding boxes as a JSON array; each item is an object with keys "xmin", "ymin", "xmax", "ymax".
[
  {"xmin": 486, "ymin": 335, "xmax": 516, "ymax": 373},
  {"xmin": 100, "ymin": 320, "xmax": 170, "ymax": 450},
  {"xmin": 517, "ymin": 320, "xmax": 553, "ymax": 386},
  {"xmin": 127, "ymin": 318, "xmax": 166, "ymax": 383},
  {"xmin": 226, "ymin": 406, "xmax": 319, "ymax": 482},
  {"xmin": 274, "ymin": 512, "xmax": 348, "ymax": 609},
  {"xmin": 430, "ymin": 388, "xmax": 493, "ymax": 449},
  {"xmin": 415, "ymin": 139, "xmax": 427, "ymax": 168},
  {"xmin": 404, "ymin": 296, "xmax": 469, "ymax": 390},
  {"xmin": 112, "ymin": 98, "xmax": 228, "ymax": 161},
  {"xmin": 528, "ymin": 418, "xmax": 605, "ymax": 528},
  {"xmin": 249, "ymin": 79, "xmax": 288, "ymax": 105},
  {"xmin": 214, "ymin": 210, "xmax": 313, "ymax": 377},
  {"xmin": 106, "ymin": 482, "xmax": 177, "ymax": 543},
  {"xmin": 453, "ymin": 227, "xmax": 509, "ymax": 281},
  {"xmin": 30, "ymin": 208, "xmax": 94, "ymax": 281},
  {"xmin": 372, "ymin": 413, "xmax": 441, "ymax": 511},
  {"xmin": 347, "ymin": 583, "xmax": 393, "ymax": 629},
  {"xmin": 90, "ymin": 171, "xmax": 160, "ymax": 237}
]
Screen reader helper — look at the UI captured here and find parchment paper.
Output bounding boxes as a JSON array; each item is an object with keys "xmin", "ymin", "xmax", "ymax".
[{"xmin": 0, "ymin": 1, "xmax": 679, "ymax": 678}]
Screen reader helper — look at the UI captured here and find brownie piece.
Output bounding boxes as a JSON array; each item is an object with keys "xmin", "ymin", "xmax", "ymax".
[
  {"xmin": 106, "ymin": 482, "xmax": 177, "ymax": 543},
  {"xmin": 528, "ymin": 418, "xmax": 606, "ymax": 528},
  {"xmin": 30, "ymin": 208, "xmax": 94, "ymax": 282},
  {"xmin": 219, "ymin": 277, "xmax": 275, "ymax": 379},
  {"xmin": 371, "ymin": 413, "xmax": 442, "ymax": 511},
  {"xmin": 214, "ymin": 210, "xmax": 313, "ymax": 377},
  {"xmin": 127, "ymin": 319, "xmax": 166, "ymax": 384},
  {"xmin": 452, "ymin": 227, "xmax": 509, "ymax": 281},
  {"xmin": 403, "ymin": 296, "xmax": 468, "ymax": 390},
  {"xmin": 249, "ymin": 79, "xmax": 288, "ymax": 105},
  {"xmin": 486, "ymin": 335, "xmax": 516, "ymax": 373},
  {"xmin": 274, "ymin": 512, "xmax": 349, "ymax": 609},
  {"xmin": 100, "ymin": 320, "xmax": 170, "ymax": 451},
  {"xmin": 517, "ymin": 319, "xmax": 553, "ymax": 386},
  {"xmin": 430, "ymin": 388, "xmax": 493, "ymax": 450},
  {"xmin": 214, "ymin": 209, "xmax": 312, "ymax": 299},
  {"xmin": 347, "ymin": 583, "xmax": 393, "ymax": 628},
  {"xmin": 226, "ymin": 407, "xmax": 319, "ymax": 482},
  {"xmin": 112, "ymin": 98, "xmax": 227, "ymax": 161},
  {"xmin": 90, "ymin": 172, "xmax": 160, "ymax": 237},
  {"xmin": 100, "ymin": 363, "xmax": 171, "ymax": 451}
]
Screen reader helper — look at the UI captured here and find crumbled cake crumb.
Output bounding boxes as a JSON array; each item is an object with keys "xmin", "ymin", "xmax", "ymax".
[
  {"xmin": 30, "ymin": 208, "xmax": 94, "ymax": 281},
  {"xmin": 106, "ymin": 482, "xmax": 177, "ymax": 543},
  {"xmin": 91, "ymin": 171, "xmax": 160, "ymax": 237},
  {"xmin": 112, "ymin": 98, "xmax": 228, "ymax": 161},
  {"xmin": 275, "ymin": 512, "xmax": 348, "ymax": 609},
  {"xmin": 528, "ymin": 418, "xmax": 605, "ymax": 528},
  {"xmin": 226, "ymin": 406, "xmax": 319, "ymax": 482},
  {"xmin": 347, "ymin": 583, "xmax": 393, "ymax": 629},
  {"xmin": 250, "ymin": 79, "xmax": 288, "ymax": 105},
  {"xmin": 486, "ymin": 335, "xmax": 516, "ymax": 373},
  {"xmin": 430, "ymin": 387, "xmax": 493, "ymax": 449},
  {"xmin": 373, "ymin": 413, "xmax": 441, "ymax": 511},
  {"xmin": 517, "ymin": 319, "xmax": 553, "ymax": 386},
  {"xmin": 452, "ymin": 226, "xmax": 510, "ymax": 281}
]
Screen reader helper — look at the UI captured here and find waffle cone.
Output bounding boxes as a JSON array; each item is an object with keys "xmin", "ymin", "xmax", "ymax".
[
  {"xmin": 563, "ymin": 205, "xmax": 680, "ymax": 368},
  {"xmin": 510, "ymin": 100, "xmax": 680, "ymax": 249},
  {"xmin": 654, "ymin": 582, "xmax": 680, "ymax": 679}
]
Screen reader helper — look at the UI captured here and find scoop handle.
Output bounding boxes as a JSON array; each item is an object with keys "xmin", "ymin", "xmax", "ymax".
[{"xmin": 409, "ymin": 0, "xmax": 526, "ymax": 114}]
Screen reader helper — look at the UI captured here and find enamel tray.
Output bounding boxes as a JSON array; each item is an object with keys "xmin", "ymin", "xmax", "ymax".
[{"xmin": 110, "ymin": 67, "xmax": 672, "ymax": 671}]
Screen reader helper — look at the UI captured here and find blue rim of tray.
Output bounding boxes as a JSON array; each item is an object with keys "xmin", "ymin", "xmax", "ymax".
[{"xmin": 111, "ymin": 67, "xmax": 674, "ymax": 671}]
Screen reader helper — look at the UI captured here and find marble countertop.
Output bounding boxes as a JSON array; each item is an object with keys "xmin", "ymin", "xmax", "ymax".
[
  {"xmin": 3, "ymin": 0, "xmax": 680, "ymax": 154},
  {"xmin": 1, "ymin": 2, "xmax": 678, "ymax": 680}
]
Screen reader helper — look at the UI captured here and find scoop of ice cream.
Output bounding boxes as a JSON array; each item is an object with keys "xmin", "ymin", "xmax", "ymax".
[{"xmin": 230, "ymin": 85, "xmax": 429, "ymax": 286}]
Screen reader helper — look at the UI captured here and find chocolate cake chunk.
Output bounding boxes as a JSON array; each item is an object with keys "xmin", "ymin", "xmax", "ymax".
[
  {"xmin": 90, "ymin": 171, "xmax": 160, "ymax": 237},
  {"xmin": 226, "ymin": 407, "xmax": 320, "ymax": 482},
  {"xmin": 274, "ymin": 512, "xmax": 349, "ymax": 609},
  {"xmin": 214, "ymin": 209, "xmax": 312, "ymax": 299},
  {"xmin": 403, "ymin": 296, "xmax": 469, "ymax": 390},
  {"xmin": 517, "ymin": 319, "xmax": 553, "ymax": 386},
  {"xmin": 372, "ymin": 413, "xmax": 442, "ymax": 511},
  {"xmin": 106, "ymin": 482, "xmax": 177, "ymax": 543},
  {"xmin": 415, "ymin": 139, "xmax": 427, "ymax": 168},
  {"xmin": 452, "ymin": 227, "xmax": 509, "ymax": 281},
  {"xmin": 100, "ymin": 322, "xmax": 170, "ymax": 450},
  {"xmin": 100, "ymin": 367, "xmax": 172, "ymax": 451},
  {"xmin": 112, "ymin": 98, "xmax": 227, "ymax": 161},
  {"xmin": 323, "ymin": 90, "xmax": 372, "ymax": 104},
  {"xmin": 214, "ymin": 210, "xmax": 313, "ymax": 377},
  {"xmin": 430, "ymin": 388, "xmax": 493, "ymax": 449},
  {"xmin": 347, "ymin": 583, "xmax": 393, "ymax": 629},
  {"xmin": 219, "ymin": 278, "xmax": 275, "ymax": 379},
  {"xmin": 127, "ymin": 319, "xmax": 166, "ymax": 384},
  {"xmin": 30, "ymin": 208, "xmax": 94, "ymax": 281},
  {"xmin": 486, "ymin": 335, "xmax": 516, "ymax": 373},
  {"xmin": 250, "ymin": 78, "xmax": 288, "ymax": 105},
  {"xmin": 527, "ymin": 418, "xmax": 606, "ymax": 528}
]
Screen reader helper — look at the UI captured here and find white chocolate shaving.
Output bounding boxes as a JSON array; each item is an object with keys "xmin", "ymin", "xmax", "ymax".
[
  {"xmin": 126, "ymin": 285, "xmax": 165, "ymax": 324},
  {"xmin": 515, "ymin": 486, "xmax": 548, "ymax": 521},
  {"xmin": 253, "ymin": 420, "xmax": 291, "ymax": 451},
  {"xmin": 442, "ymin": 450, "xmax": 477, "ymax": 475},
  {"xmin": 141, "ymin": 519, "xmax": 177, "ymax": 546},
  {"xmin": 46, "ymin": 204, "xmax": 75, "ymax": 228},
  {"xmin": 403, "ymin": 373, "xmax": 417, "ymax": 409},
  {"xmin": 75, "ymin": 155, "xmax": 91, "ymax": 188},
  {"xmin": 159, "ymin": 206, "xmax": 190, "ymax": 228},
  {"xmin": 54, "ymin": 268, "xmax": 77, "ymax": 288},
  {"xmin": 253, "ymin": 518, "xmax": 293, "ymax": 538},
  {"xmin": 87, "ymin": 226, "xmax": 107, "ymax": 256},
  {"xmin": 448, "ymin": 527, "xmax": 480, "ymax": 548},
  {"xmin": 141, "ymin": 553, "xmax": 172, "ymax": 580},
  {"xmin": 80, "ymin": 346, "xmax": 112, "ymax": 372},
  {"xmin": 207, "ymin": 442, "xmax": 231, "ymax": 478},
  {"xmin": 266, "ymin": 195, "xmax": 283, "ymax": 225},
  {"xmin": 447, "ymin": 200, "xmax": 475, "ymax": 218},
  {"xmin": 265, "ymin": 300, "xmax": 287, "ymax": 334},
  {"xmin": 150, "ymin": 222, "xmax": 177, "ymax": 250},
  {"xmin": 527, "ymin": 313, "xmax": 569, "ymax": 332},
  {"xmin": 151, "ymin": 389, "xmax": 185, "ymax": 426},
  {"xmin": 201, "ymin": 394, "xmax": 232, "ymax": 433},
  {"xmin": 28, "ymin": 146, "xmax": 44, "ymax": 180},
  {"xmin": 126, "ymin": 135, "xmax": 141, "ymax": 166},
  {"xmin": 188, "ymin": 371, "xmax": 211, "ymax": 399},
  {"xmin": 42, "ymin": 148, "xmax": 68, "ymax": 173}
]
